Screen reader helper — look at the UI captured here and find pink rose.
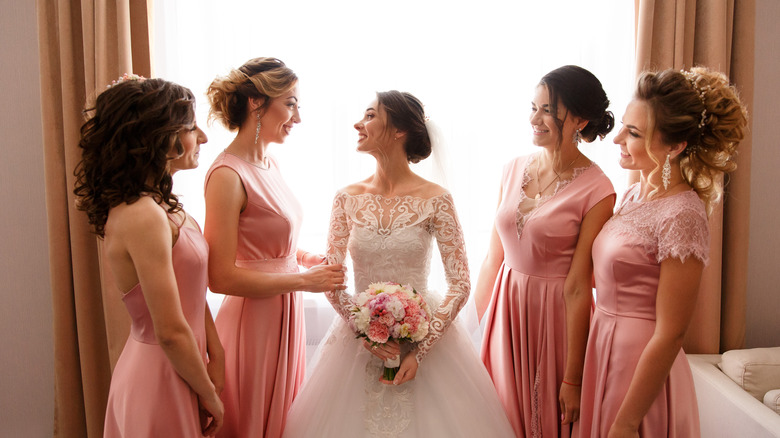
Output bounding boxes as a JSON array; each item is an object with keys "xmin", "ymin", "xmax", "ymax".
[{"xmin": 368, "ymin": 321, "xmax": 390, "ymax": 343}]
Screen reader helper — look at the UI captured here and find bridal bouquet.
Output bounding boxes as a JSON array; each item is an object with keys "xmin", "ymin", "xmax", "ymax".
[{"xmin": 349, "ymin": 282, "xmax": 432, "ymax": 380}]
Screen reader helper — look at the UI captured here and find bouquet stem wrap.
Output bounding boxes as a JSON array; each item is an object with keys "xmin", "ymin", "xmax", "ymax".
[{"xmin": 383, "ymin": 356, "xmax": 401, "ymax": 381}]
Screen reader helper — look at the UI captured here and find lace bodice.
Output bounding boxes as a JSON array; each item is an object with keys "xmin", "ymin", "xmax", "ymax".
[
  {"xmin": 605, "ymin": 183, "xmax": 710, "ymax": 264},
  {"xmin": 515, "ymin": 153, "xmax": 596, "ymax": 238},
  {"xmin": 325, "ymin": 191, "xmax": 470, "ymax": 364}
]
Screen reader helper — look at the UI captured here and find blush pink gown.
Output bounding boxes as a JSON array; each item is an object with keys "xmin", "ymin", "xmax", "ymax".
[
  {"xmin": 104, "ymin": 214, "xmax": 208, "ymax": 437},
  {"xmin": 206, "ymin": 152, "xmax": 306, "ymax": 438},
  {"xmin": 576, "ymin": 184, "xmax": 706, "ymax": 438},
  {"xmin": 481, "ymin": 154, "xmax": 615, "ymax": 438}
]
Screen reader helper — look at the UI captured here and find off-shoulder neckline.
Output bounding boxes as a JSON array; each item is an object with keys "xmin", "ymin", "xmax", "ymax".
[{"xmin": 338, "ymin": 191, "xmax": 452, "ymax": 202}]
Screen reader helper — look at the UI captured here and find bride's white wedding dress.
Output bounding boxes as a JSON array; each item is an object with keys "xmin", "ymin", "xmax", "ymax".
[{"xmin": 283, "ymin": 192, "xmax": 514, "ymax": 438}]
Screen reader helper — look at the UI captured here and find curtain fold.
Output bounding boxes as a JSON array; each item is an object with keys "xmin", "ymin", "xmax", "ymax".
[
  {"xmin": 37, "ymin": 1, "xmax": 152, "ymax": 436},
  {"xmin": 634, "ymin": 0, "xmax": 754, "ymax": 353}
]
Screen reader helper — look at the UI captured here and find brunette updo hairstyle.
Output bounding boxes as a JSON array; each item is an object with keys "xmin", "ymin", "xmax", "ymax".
[
  {"xmin": 635, "ymin": 67, "xmax": 748, "ymax": 213},
  {"xmin": 376, "ymin": 90, "xmax": 431, "ymax": 163},
  {"xmin": 74, "ymin": 78, "xmax": 196, "ymax": 237},
  {"xmin": 539, "ymin": 65, "xmax": 615, "ymax": 145},
  {"xmin": 207, "ymin": 57, "xmax": 298, "ymax": 131}
]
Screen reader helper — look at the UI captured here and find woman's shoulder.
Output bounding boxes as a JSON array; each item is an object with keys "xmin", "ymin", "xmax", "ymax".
[{"xmin": 106, "ymin": 196, "xmax": 170, "ymax": 236}]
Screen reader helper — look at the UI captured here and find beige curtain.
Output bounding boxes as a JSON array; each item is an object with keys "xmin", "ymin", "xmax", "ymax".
[
  {"xmin": 37, "ymin": 1, "xmax": 152, "ymax": 436},
  {"xmin": 634, "ymin": 0, "xmax": 755, "ymax": 353}
]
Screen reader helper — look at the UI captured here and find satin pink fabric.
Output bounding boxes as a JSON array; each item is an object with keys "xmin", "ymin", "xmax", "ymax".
[
  {"xmin": 207, "ymin": 152, "xmax": 306, "ymax": 438},
  {"xmin": 104, "ymin": 218, "xmax": 209, "ymax": 437},
  {"xmin": 481, "ymin": 155, "xmax": 615, "ymax": 438},
  {"xmin": 576, "ymin": 186, "xmax": 704, "ymax": 438}
]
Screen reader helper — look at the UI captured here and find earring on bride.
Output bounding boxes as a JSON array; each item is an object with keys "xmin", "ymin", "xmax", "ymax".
[
  {"xmin": 254, "ymin": 112, "xmax": 262, "ymax": 145},
  {"xmin": 662, "ymin": 153, "xmax": 671, "ymax": 190}
]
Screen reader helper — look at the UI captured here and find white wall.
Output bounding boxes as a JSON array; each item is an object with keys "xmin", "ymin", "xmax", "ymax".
[
  {"xmin": 746, "ymin": 0, "xmax": 780, "ymax": 348},
  {"xmin": 0, "ymin": 0, "xmax": 54, "ymax": 436}
]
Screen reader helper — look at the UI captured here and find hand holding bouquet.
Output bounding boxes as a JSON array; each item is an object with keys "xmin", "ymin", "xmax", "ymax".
[{"xmin": 349, "ymin": 282, "xmax": 432, "ymax": 381}]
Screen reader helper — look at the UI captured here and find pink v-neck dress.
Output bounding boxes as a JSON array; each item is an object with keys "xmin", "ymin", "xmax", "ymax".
[
  {"xmin": 481, "ymin": 154, "xmax": 615, "ymax": 438},
  {"xmin": 576, "ymin": 184, "xmax": 706, "ymax": 438},
  {"xmin": 104, "ymin": 213, "xmax": 208, "ymax": 437},
  {"xmin": 207, "ymin": 152, "xmax": 306, "ymax": 438}
]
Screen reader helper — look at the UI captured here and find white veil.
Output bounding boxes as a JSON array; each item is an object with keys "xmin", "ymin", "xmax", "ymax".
[{"xmin": 424, "ymin": 118, "xmax": 483, "ymax": 348}]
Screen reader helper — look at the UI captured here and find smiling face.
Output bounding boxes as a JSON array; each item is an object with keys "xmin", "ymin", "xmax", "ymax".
[
  {"xmin": 354, "ymin": 99, "xmax": 392, "ymax": 155},
  {"xmin": 529, "ymin": 85, "xmax": 580, "ymax": 148},
  {"xmin": 613, "ymin": 99, "xmax": 669, "ymax": 175},
  {"xmin": 257, "ymin": 84, "xmax": 301, "ymax": 145},
  {"xmin": 169, "ymin": 119, "xmax": 208, "ymax": 173}
]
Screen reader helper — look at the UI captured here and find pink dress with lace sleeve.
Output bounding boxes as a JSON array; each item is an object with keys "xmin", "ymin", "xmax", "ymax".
[{"xmin": 577, "ymin": 183, "xmax": 708, "ymax": 438}]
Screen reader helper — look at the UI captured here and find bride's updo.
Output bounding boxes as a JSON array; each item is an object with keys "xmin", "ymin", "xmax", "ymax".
[
  {"xmin": 539, "ymin": 65, "xmax": 615, "ymax": 143},
  {"xmin": 377, "ymin": 90, "xmax": 431, "ymax": 163},
  {"xmin": 207, "ymin": 57, "xmax": 297, "ymax": 131},
  {"xmin": 635, "ymin": 67, "xmax": 748, "ymax": 213}
]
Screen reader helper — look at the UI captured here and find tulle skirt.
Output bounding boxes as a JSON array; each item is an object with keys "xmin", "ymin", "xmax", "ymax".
[{"xmin": 283, "ymin": 316, "xmax": 515, "ymax": 438}]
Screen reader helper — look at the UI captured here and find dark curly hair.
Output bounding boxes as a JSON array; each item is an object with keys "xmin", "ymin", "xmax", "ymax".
[
  {"xmin": 539, "ymin": 65, "xmax": 615, "ymax": 145},
  {"xmin": 73, "ymin": 78, "xmax": 196, "ymax": 236},
  {"xmin": 376, "ymin": 91, "xmax": 431, "ymax": 163},
  {"xmin": 207, "ymin": 57, "xmax": 298, "ymax": 131}
]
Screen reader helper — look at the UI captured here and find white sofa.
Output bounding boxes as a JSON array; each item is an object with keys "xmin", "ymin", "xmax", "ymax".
[{"xmin": 688, "ymin": 353, "xmax": 780, "ymax": 437}]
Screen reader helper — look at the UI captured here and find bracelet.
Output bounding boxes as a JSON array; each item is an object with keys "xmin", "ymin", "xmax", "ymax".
[{"xmin": 562, "ymin": 379, "xmax": 581, "ymax": 387}]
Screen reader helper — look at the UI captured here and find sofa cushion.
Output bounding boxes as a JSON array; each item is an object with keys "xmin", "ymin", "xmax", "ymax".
[
  {"xmin": 765, "ymin": 389, "xmax": 780, "ymax": 415},
  {"xmin": 720, "ymin": 347, "xmax": 780, "ymax": 401}
]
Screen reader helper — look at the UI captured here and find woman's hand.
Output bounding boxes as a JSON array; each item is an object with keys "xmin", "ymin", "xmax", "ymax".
[
  {"xmin": 207, "ymin": 356, "xmax": 225, "ymax": 395},
  {"xmin": 607, "ymin": 421, "xmax": 639, "ymax": 438},
  {"xmin": 363, "ymin": 339, "xmax": 400, "ymax": 361},
  {"xmin": 381, "ymin": 353, "xmax": 418, "ymax": 386},
  {"xmin": 559, "ymin": 381, "xmax": 581, "ymax": 424},
  {"xmin": 300, "ymin": 263, "xmax": 347, "ymax": 292},
  {"xmin": 198, "ymin": 390, "xmax": 224, "ymax": 437}
]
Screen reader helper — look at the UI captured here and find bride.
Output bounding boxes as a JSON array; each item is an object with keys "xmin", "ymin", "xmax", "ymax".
[{"xmin": 283, "ymin": 91, "xmax": 514, "ymax": 437}]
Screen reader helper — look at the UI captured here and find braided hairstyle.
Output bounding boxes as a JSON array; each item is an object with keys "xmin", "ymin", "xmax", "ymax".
[{"xmin": 635, "ymin": 67, "xmax": 748, "ymax": 213}]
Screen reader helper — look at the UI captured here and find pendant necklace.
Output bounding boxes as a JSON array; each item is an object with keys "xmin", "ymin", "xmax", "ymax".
[{"xmin": 534, "ymin": 153, "xmax": 581, "ymax": 200}]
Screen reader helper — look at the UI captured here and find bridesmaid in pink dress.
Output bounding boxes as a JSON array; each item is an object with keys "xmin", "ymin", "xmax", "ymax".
[
  {"xmin": 204, "ymin": 58, "xmax": 346, "ymax": 438},
  {"xmin": 476, "ymin": 66, "xmax": 616, "ymax": 438},
  {"xmin": 74, "ymin": 77, "xmax": 224, "ymax": 436},
  {"xmin": 576, "ymin": 67, "xmax": 748, "ymax": 438}
]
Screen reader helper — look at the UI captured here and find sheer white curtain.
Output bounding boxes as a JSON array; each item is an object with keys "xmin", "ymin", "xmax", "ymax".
[{"xmin": 153, "ymin": 0, "xmax": 635, "ymax": 350}]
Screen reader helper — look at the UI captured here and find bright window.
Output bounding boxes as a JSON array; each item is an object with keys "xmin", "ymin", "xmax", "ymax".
[{"xmin": 154, "ymin": 0, "xmax": 635, "ymax": 349}]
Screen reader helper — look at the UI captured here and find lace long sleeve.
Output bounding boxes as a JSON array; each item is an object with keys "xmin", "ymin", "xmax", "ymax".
[
  {"xmin": 324, "ymin": 192, "xmax": 353, "ymax": 322},
  {"xmin": 413, "ymin": 193, "xmax": 470, "ymax": 364}
]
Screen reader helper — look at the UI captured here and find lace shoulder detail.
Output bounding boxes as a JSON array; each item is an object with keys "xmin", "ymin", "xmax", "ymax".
[
  {"xmin": 656, "ymin": 195, "xmax": 709, "ymax": 264},
  {"xmin": 413, "ymin": 193, "xmax": 470, "ymax": 364},
  {"xmin": 608, "ymin": 187, "xmax": 710, "ymax": 264}
]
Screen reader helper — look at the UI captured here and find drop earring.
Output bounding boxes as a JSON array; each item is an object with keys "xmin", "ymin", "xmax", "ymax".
[
  {"xmin": 254, "ymin": 112, "xmax": 261, "ymax": 145},
  {"xmin": 662, "ymin": 154, "xmax": 671, "ymax": 190},
  {"xmin": 572, "ymin": 128, "xmax": 581, "ymax": 144}
]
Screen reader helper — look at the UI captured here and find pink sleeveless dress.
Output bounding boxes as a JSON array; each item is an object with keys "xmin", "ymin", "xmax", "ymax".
[
  {"xmin": 206, "ymin": 152, "xmax": 306, "ymax": 438},
  {"xmin": 481, "ymin": 154, "xmax": 615, "ymax": 438},
  {"xmin": 576, "ymin": 184, "xmax": 706, "ymax": 438},
  {"xmin": 103, "ymin": 213, "xmax": 208, "ymax": 437}
]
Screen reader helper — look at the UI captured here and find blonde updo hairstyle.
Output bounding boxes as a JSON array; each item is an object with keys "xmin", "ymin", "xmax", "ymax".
[
  {"xmin": 207, "ymin": 57, "xmax": 297, "ymax": 131},
  {"xmin": 635, "ymin": 67, "xmax": 748, "ymax": 213}
]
